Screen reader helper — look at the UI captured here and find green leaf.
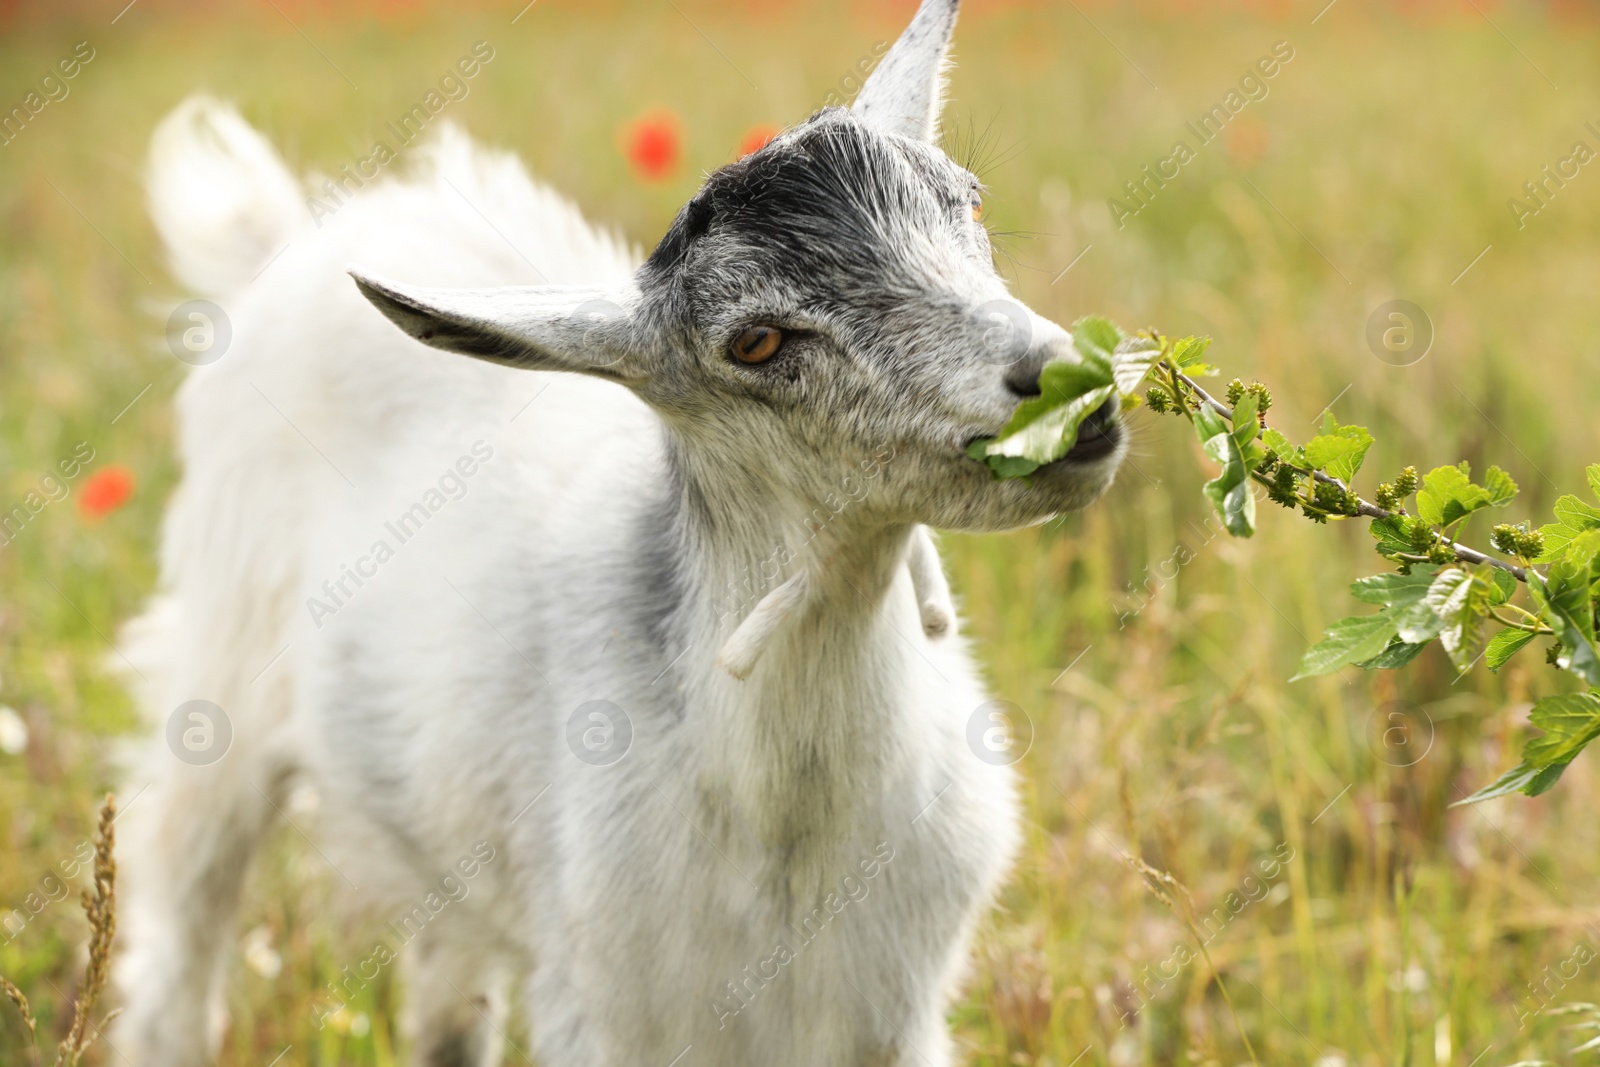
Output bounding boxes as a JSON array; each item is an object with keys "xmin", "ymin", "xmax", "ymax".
[
  {"xmin": 1535, "ymin": 494, "xmax": 1600, "ymax": 562},
  {"xmin": 1548, "ymin": 528, "xmax": 1600, "ymax": 611},
  {"xmin": 1228, "ymin": 391, "xmax": 1262, "ymax": 447},
  {"xmin": 1191, "ymin": 401, "xmax": 1227, "ymax": 445},
  {"xmin": 1453, "ymin": 761, "xmax": 1559, "ymax": 805},
  {"xmin": 1393, "ymin": 598, "xmax": 1448, "ymax": 644},
  {"xmin": 1071, "ymin": 316, "xmax": 1123, "ymax": 370},
  {"xmin": 1357, "ymin": 638, "xmax": 1429, "ymax": 670},
  {"xmin": 1349, "ymin": 568, "xmax": 1438, "ymax": 607},
  {"xmin": 1589, "ymin": 463, "xmax": 1600, "ymax": 501},
  {"xmin": 1489, "ymin": 567, "xmax": 1519, "ymax": 605},
  {"xmin": 1483, "ymin": 465, "xmax": 1518, "ymax": 506},
  {"xmin": 1292, "ymin": 612, "xmax": 1401, "ymax": 680},
  {"xmin": 983, "ymin": 454, "xmax": 1042, "ymax": 480},
  {"xmin": 1261, "ymin": 428, "xmax": 1305, "ymax": 468},
  {"xmin": 966, "ymin": 438, "xmax": 1040, "ymax": 479},
  {"xmin": 1195, "ymin": 397, "xmax": 1257, "ymax": 538},
  {"xmin": 1348, "ymin": 567, "xmax": 1449, "ymax": 644},
  {"xmin": 1543, "ymin": 529, "xmax": 1600, "ymax": 639},
  {"xmin": 1110, "ymin": 336, "xmax": 1161, "ymax": 396},
  {"xmin": 1522, "ymin": 691, "xmax": 1600, "ymax": 768},
  {"xmin": 1532, "ymin": 529, "xmax": 1600, "ymax": 685},
  {"xmin": 1485, "ymin": 628, "xmax": 1537, "ymax": 672},
  {"xmin": 1557, "ymin": 493, "xmax": 1600, "ymax": 533},
  {"xmin": 1169, "ymin": 335, "xmax": 1212, "ymax": 371},
  {"xmin": 1302, "ymin": 419, "xmax": 1373, "ymax": 484},
  {"xmin": 1425, "ymin": 566, "xmax": 1493, "ymax": 671},
  {"xmin": 1416, "ymin": 462, "xmax": 1510, "ymax": 528},
  {"xmin": 1520, "ymin": 763, "xmax": 1573, "ymax": 797},
  {"xmin": 978, "ymin": 383, "xmax": 1116, "ymax": 469},
  {"xmin": 1531, "ymin": 592, "xmax": 1600, "ymax": 687},
  {"xmin": 1460, "ymin": 694, "xmax": 1600, "ymax": 805},
  {"xmin": 1039, "ymin": 356, "xmax": 1120, "ymax": 399},
  {"xmin": 1369, "ymin": 515, "xmax": 1414, "ymax": 557}
]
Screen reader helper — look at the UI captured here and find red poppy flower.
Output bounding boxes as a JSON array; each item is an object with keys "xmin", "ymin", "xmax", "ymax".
[
  {"xmin": 1225, "ymin": 116, "xmax": 1269, "ymax": 168},
  {"xmin": 738, "ymin": 125, "xmax": 779, "ymax": 158},
  {"xmin": 624, "ymin": 111, "xmax": 682, "ymax": 182},
  {"xmin": 79, "ymin": 465, "xmax": 134, "ymax": 519}
]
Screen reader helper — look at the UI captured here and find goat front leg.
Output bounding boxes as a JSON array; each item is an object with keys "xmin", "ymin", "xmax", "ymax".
[
  {"xmin": 400, "ymin": 927, "xmax": 508, "ymax": 1067},
  {"xmin": 113, "ymin": 758, "xmax": 285, "ymax": 1067}
]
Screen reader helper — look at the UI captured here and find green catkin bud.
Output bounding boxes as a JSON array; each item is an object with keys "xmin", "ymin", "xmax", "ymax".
[
  {"xmin": 1247, "ymin": 382, "xmax": 1273, "ymax": 413},
  {"xmin": 1376, "ymin": 482, "xmax": 1400, "ymax": 511},
  {"xmin": 1491, "ymin": 524, "xmax": 1519, "ymax": 555},
  {"xmin": 1301, "ymin": 503, "xmax": 1330, "ymax": 524},
  {"xmin": 1394, "ymin": 466, "xmax": 1420, "ymax": 497},
  {"xmin": 1427, "ymin": 542, "xmax": 1456, "ymax": 565},
  {"xmin": 1407, "ymin": 518, "xmax": 1435, "ymax": 552},
  {"xmin": 1268, "ymin": 466, "xmax": 1300, "ymax": 508},
  {"xmin": 1312, "ymin": 481, "xmax": 1348, "ymax": 514},
  {"xmin": 1146, "ymin": 387, "xmax": 1171, "ymax": 414},
  {"xmin": 1226, "ymin": 378, "xmax": 1246, "ymax": 406},
  {"xmin": 1491, "ymin": 523, "xmax": 1545, "ymax": 559}
]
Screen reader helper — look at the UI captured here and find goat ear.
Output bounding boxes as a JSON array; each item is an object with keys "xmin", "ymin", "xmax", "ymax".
[
  {"xmin": 851, "ymin": 0, "xmax": 960, "ymax": 142},
  {"xmin": 349, "ymin": 269, "xmax": 651, "ymax": 386}
]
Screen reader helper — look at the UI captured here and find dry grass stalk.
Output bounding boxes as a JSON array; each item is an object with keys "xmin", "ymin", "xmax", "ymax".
[
  {"xmin": 1123, "ymin": 851, "xmax": 1261, "ymax": 1067},
  {"xmin": 1, "ymin": 975, "xmax": 38, "ymax": 1053},
  {"xmin": 0, "ymin": 793, "xmax": 118, "ymax": 1067},
  {"xmin": 56, "ymin": 794, "xmax": 117, "ymax": 1067}
]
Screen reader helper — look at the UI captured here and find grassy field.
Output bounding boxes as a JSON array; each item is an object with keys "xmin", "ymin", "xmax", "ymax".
[{"xmin": 3, "ymin": 0, "xmax": 1600, "ymax": 1063}]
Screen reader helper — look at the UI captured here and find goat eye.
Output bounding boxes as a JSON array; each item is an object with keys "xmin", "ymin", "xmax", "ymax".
[
  {"xmin": 732, "ymin": 326, "xmax": 783, "ymax": 364},
  {"xmin": 970, "ymin": 193, "xmax": 983, "ymax": 222}
]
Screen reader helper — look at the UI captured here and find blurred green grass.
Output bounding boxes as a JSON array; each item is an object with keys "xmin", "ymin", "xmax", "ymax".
[{"xmin": 3, "ymin": 0, "xmax": 1600, "ymax": 1063}]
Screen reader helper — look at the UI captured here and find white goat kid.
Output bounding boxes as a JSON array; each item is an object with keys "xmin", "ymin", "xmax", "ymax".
[{"xmin": 113, "ymin": 1, "xmax": 1127, "ymax": 1064}]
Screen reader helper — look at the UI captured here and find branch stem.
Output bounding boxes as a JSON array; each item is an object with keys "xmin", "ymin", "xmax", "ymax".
[
  {"xmin": 1165, "ymin": 365, "xmax": 1529, "ymax": 582},
  {"xmin": 1488, "ymin": 607, "xmax": 1553, "ymax": 634}
]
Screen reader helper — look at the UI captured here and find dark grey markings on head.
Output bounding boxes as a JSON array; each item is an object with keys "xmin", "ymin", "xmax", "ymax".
[
  {"xmin": 640, "ymin": 110, "xmax": 989, "ymax": 384},
  {"xmin": 648, "ymin": 111, "xmax": 973, "ymax": 284}
]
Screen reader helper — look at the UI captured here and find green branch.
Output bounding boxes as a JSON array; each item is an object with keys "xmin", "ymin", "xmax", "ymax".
[
  {"xmin": 966, "ymin": 316, "xmax": 1600, "ymax": 803},
  {"xmin": 1163, "ymin": 365, "xmax": 1529, "ymax": 582}
]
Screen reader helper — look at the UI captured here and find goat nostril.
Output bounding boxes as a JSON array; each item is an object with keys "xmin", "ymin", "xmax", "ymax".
[{"xmin": 1002, "ymin": 350, "xmax": 1047, "ymax": 398}]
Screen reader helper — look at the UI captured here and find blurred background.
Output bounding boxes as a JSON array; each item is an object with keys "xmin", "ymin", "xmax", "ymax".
[{"xmin": 3, "ymin": 0, "xmax": 1599, "ymax": 1063}]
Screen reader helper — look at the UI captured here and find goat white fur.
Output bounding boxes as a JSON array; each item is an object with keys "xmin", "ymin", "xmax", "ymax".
[{"xmin": 112, "ymin": 3, "xmax": 1125, "ymax": 1064}]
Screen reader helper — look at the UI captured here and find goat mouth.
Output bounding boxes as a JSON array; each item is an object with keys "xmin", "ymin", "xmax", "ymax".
[
  {"xmin": 964, "ymin": 401, "xmax": 1124, "ymax": 473},
  {"xmin": 1058, "ymin": 400, "xmax": 1123, "ymax": 463}
]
